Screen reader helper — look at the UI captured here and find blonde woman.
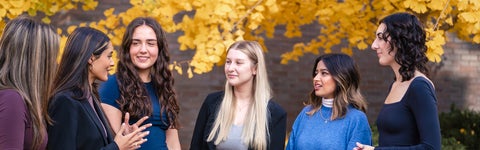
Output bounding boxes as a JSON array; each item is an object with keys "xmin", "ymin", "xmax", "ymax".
[{"xmin": 190, "ymin": 41, "xmax": 287, "ymax": 150}]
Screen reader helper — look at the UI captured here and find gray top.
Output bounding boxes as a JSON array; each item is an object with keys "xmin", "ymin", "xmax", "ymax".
[{"xmin": 216, "ymin": 125, "xmax": 248, "ymax": 150}]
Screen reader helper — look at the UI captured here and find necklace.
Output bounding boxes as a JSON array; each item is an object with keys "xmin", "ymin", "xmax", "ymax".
[{"xmin": 319, "ymin": 106, "xmax": 330, "ymax": 123}]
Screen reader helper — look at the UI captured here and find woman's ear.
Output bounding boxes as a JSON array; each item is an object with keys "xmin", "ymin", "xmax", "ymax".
[{"xmin": 88, "ymin": 56, "xmax": 95, "ymax": 65}]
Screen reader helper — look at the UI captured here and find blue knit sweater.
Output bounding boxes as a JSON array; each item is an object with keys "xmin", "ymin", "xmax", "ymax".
[{"xmin": 286, "ymin": 105, "xmax": 372, "ymax": 150}]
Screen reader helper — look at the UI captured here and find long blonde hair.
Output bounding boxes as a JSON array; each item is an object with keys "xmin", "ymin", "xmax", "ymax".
[
  {"xmin": 207, "ymin": 41, "xmax": 271, "ymax": 150},
  {"xmin": 0, "ymin": 16, "xmax": 59, "ymax": 149}
]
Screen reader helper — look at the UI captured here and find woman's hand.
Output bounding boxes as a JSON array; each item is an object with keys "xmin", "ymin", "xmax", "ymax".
[
  {"xmin": 354, "ymin": 142, "xmax": 374, "ymax": 150},
  {"xmin": 114, "ymin": 123, "xmax": 150, "ymax": 150},
  {"xmin": 122, "ymin": 112, "xmax": 151, "ymax": 135}
]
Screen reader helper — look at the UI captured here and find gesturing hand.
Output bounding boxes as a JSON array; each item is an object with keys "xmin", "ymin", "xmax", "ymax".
[
  {"xmin": 122, "ymin": 112, "xmax": 151, "ymax": 135},
  {"xmin": 114, "ymin": 123, "xmax": 150, "ymax": 150}
]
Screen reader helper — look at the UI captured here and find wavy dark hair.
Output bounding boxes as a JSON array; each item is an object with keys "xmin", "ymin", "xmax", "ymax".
[
  {"xmin": 379, "ymin": 12, "xmax": 429, "ymax": 81},
  {"xmin": 50, "ymin": 27, "xmax": 110, "ymax": 103},
  {"xmin": 306, "ymin": 53, "xmax": 367, "ymax": 120},
  {"xmin": 116, "ymin": 17, "xmax": 179, "ymax": 128}
]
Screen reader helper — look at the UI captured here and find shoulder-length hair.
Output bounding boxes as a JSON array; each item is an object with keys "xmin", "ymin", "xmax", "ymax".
[
  {"xmin": 306, "ymin": 53, "xmax": 367, "ymax": 120},
  {"xmin": 116, "ymin": 17, "xmax": 179, "ymax": 128},
  {"xmin": 207, "ymin": 41, "xmax": 271, "ymax": 150},
  {"xmin": 379, "ymin": 12, "xmax": 429, "ymax": 81},
  {"xmin": 51, "ymin": 27, "xmax": 110, "ymax": 101},
  {"xmin": 0, "ymin": 16, "xmax": 59, "ymax": 149}
]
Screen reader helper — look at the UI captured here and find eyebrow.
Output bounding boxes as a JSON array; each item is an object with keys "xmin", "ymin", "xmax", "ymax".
[
  {"xmin": 226, "ymin": 58, "xmax": 246, "ymax": 61},
  {"xmin": 316, "ymin": 68, "xmax": 328, "ymax": 71},
  {"xmin": 132, "ymin": 39, "xmax": 157, "ymax": 41}
]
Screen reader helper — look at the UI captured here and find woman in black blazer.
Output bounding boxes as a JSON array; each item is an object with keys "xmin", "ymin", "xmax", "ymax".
[
  {"xmin": 190, "ymin": 41, "xmax": 287, "ymax": 150},
  {"xmin": 191, "ymin": 91, "xmax": 286, "ymax": 150},
  {"xmin": 47, "ymin": 27, "xmax": 150, "ymax": 150}
]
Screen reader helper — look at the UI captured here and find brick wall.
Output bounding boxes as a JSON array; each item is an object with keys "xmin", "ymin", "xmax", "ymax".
[
  {"xmin": 174, "ymin": 31, "xmax": 480, "ymax": 148},
  {"xmin": 50, "ymin": 1, "xmax": 480, "ymax": 148},
  {"xmin": 432, "ymin": 34, "xmax": 480, "ymax": 111}
]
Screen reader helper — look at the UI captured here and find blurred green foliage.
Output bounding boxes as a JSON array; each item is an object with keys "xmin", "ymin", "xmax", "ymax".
[{"xmin": 439, "ymin": 104, "xmax": 479, "ymax": 150}]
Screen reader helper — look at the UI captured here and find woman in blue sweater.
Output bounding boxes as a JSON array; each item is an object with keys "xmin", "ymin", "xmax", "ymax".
[
  {"xmin": 286, "ymin": 53, "xmax": 371, "ymax": 150},
  {"xmin": 354, "ymin": 12, "xmax": 441, "ymax": 150}
]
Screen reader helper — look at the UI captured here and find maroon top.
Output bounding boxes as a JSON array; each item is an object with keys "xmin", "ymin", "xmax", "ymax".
[{"xmin": 0, "ymin": 89, "xmax": 47, "ymax": 150}]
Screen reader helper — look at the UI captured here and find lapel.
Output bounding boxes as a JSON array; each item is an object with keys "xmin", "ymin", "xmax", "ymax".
[
  {"xmin": 92, "ymin": 97, "xmax": 116, "ymax": 142},
  {"xmin": 80, "ymin": 98, "xmax": 109, "ymax": 145}
]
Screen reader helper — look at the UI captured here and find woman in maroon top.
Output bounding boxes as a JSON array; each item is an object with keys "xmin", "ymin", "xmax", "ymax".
[{"xmin": 0, "ymin": 16, "xmax": 59, "ymax": 149}]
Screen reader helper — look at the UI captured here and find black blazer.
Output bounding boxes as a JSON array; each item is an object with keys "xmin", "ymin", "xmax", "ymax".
[
  {"xmin": 47, "ymin": 88, "xmax": 118, "ymax": 150},
  {"xmin": 190, "ymin": 91, "xmax": 287, "ymax": 150}
]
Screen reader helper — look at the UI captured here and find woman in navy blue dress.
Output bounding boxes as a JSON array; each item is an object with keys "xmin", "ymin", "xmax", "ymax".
[{"xmin": 100, "ymin": 17, "xmax": 180, "ymax": 150}]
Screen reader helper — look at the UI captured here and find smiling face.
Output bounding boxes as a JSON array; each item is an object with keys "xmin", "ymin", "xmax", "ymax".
[
  {"xmin": 224, "ymin": 49, "xmax": 257, "ymax": 89},
  {"xmin": 371, "ymin": 23, "xmax": 396, "ymax": 66},
  {"xmin": 89, "ymin": 42, "xmax": 114, "ymax": 82},
  {"xmin": 313, "ymin": 60, "xmax": 336, "ymax": 99},
  {"xmin": 129, "ymin": 25, "xmax": 159, "ymax": 73}
]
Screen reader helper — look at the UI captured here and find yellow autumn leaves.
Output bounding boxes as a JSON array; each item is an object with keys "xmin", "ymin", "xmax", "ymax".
[
  {"xmin": 0, "ymin": 0, "xmax": 97, "ymax": 30},
  {"xmin": 1, "ymin": 0, "xmax": 480, "ymax": 77}
]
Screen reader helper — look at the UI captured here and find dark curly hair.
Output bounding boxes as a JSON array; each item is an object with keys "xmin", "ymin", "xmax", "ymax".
[
  {"xmin": 116, "ymin": 17, "xmax": 179, "ymax": 128},
  {"xmin": 379, "ymin": 12, "xmax": 429, "ymax": 81}
]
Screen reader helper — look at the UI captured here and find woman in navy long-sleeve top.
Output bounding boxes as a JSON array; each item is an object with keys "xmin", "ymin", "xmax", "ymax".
[{"xmin": 355, "ymin": 12, "xmax": 441, "ymax": 150}]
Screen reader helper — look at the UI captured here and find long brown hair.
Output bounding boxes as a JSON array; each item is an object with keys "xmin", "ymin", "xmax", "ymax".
[
  {"xmin": 116, "ymin": 17, "xmax": 179, "ymax": 128},
  {"xmin": 306, "ymin": 54, "xmax": 367, "ymax": 120},
  {"xmin": 0, "ymin": 16, "xmax": 59, "ymax": 149}
]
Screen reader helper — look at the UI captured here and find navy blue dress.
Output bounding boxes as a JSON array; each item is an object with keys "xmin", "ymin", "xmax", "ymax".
[{"xmin": 99, "ymin": 75, "xmax": 169, "ymax": 150}]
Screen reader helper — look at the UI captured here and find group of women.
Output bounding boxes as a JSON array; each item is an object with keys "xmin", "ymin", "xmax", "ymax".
[
  {"xmin": 0, "ymin": 12, "xmax": 440, "ymax": 150},
  {"xmin": 0, "ymin": 16, "xmax": 177, "ymax": 150},
  {"xmin": 192, "ymin": 12, "xmax": 441, "ymax": 150}
]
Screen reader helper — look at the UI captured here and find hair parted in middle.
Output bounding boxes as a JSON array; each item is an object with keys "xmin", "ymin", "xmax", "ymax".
[
  {"xmin": 115, "ymin": 17, "xmax": 179, "ymax": 128},
  {"xmin": 207, "ymin": 40, "xmax": 271, "ymax": 150},
  {"xmin": 306, "ymin": 53, "xmax": 367, "ymax": 120}
]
